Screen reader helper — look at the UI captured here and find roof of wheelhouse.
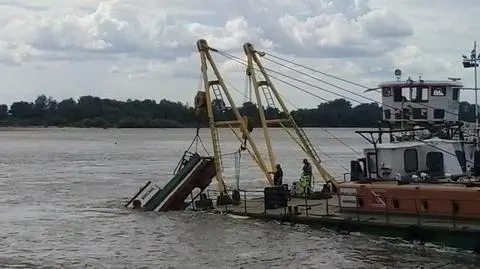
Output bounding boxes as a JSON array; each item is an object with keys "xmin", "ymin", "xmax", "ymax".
[
  {"xmin": 363, "ymin": 138, "xmax": 464, "ymax": 150},
  {"xmin": 378, "ymin": 80, "xmax": 463, "ymax": 88}
]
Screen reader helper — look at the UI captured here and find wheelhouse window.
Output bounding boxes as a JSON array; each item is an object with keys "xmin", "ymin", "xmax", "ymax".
[
  {"xmin": 434, "ymin": 109, "xmax": 445, "ymax": 119},
  {"xmin": 404, "ymin": 148, "xmax": 418, "ymax": 173},
  {"xmin": 401, "ymin": 87, "xmax": 410, "ymax": 101},
  {"xmin": 453, "ymin": 88, "xmax": 459, "ymax": 101},
  {"xmin": 412, "ymin": 108, "xmax": 428, "ymax": 119},
  {"xmin": 384, "ymin": 109, "xmax": 391, "ymax": 119},
  {"xmin": 431, "ymin": 86, "xmax": 446, "ymax": 96},
  {"xmin": 411, "ymin": 87, "xmax": 429, "ymax": 103},
  {"xmin": 382, "ymin": 87, "xmax": 391, "ymax": 97},
  {"xmin": 394, "ymin": 108, "xmax": 411, "ymax": 119}
]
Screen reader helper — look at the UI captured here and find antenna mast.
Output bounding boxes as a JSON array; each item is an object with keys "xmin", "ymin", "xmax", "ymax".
[{"xmin": 462, "ymin": 40, "xmax": 480, "ymax": 149}]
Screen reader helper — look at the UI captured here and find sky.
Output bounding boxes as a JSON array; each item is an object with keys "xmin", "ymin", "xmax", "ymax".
[{"xmin": 0, "ymin": 0, "xmax": 479, "ymax": 109}]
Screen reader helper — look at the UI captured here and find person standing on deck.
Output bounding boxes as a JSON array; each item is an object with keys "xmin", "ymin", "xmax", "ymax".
[
  {"xmin": 269, "ymin": 164, "xmax": 283, "ymax": 186},
  {"xmin": 301, "ymin": 159, "xmax": 312, "ymax": 195}
]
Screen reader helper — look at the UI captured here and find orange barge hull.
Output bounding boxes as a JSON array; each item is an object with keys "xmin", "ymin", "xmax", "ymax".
[{"xmin": 338, "ymin": 182, "xmax": 480, "ymax": 219}]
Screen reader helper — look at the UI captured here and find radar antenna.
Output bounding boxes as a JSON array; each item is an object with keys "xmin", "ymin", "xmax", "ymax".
[{"xmin": 394, "ymin": 69, "xmax": 402, "ymax": 81}]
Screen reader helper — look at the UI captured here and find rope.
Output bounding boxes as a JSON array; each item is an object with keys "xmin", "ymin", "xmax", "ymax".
[
  {"xmin": 194, "ymin": 127, "xmax": 200, "ymax": 152},
  {"xmin": 263, "ymin": 56, "xmax": 380, "ymax": 105},
  {"xmin": 204, "ymin": 48, "xmax": 360, "ymax": 167},
  {"xmin": 214, "ymin": 49, "xmax": 468, "ymax": 125},
  {"xmin": 211, "ymin": 48, "xmax": 475, "ymax": 161},
  {"xmin": 263, "ymin": 52, "xmax": 466, "ymax": 120},
  {"xmin": 322, "ymin": 129, "xmax": 362, "ymax": 156},
  {"xmin": 264, "ymin": 52, "xmax": 369, "ymax": 89},
  {"xmin": 215, "ymin": 50, "xmax": 366, "ymax": 105},
  {"xmin": 186, "ymin": 127, "xmax": 210, "ymax": 155},
  {"xmin": 195, "ymin": 45, "xmax": 480, "ymax": 187}
]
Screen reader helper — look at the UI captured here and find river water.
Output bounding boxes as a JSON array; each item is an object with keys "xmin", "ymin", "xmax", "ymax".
[{"xmin": 0, "ymin": 127, "xmax": 479, "ymax": 268}]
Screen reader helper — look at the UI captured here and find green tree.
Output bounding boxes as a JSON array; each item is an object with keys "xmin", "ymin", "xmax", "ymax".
[{"xmin": 0, "ymin": 95, "xmax": 472, "ymax": 128}]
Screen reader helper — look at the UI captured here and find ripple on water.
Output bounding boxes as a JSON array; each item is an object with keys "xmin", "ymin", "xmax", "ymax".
[{"xmin": 0, "ymin": 128, "xmax": 479, "ymax": 268}]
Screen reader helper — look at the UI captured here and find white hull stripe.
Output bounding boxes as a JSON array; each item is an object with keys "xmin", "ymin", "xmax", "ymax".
[
  {"xmin": 126, "ymin": 182, "xmax": 162, "ymax": 209},
  {"xmin": 154, "ymin": 159, "xmax": 205, "ymax": 212}
]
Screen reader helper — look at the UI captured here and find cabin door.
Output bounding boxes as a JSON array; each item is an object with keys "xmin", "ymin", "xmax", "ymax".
[
  {"xmin": 367, "ymin": 153, "xmax": 377, "ymax": 179},
  {"xmin": 426, "ymin": 152, "xmax": 444, "ymax": 178}
]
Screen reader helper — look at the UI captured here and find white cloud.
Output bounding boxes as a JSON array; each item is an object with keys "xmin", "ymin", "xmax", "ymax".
[
  {"xmin": 0, "ymin": 0, "xmax": 477, "ymax": 107},
  {"xmin": 0, "ymin": 0, "xmax": 413, "ymax": 61},
  {"xmin": 390, "ymin": 45, "xmax": 455, "ymax": 76},
  {"xmin": 0, "ymin": 41, "xmax": 34, "ymax": 64},
  {"xmin": 361, "ymin": 9, "xmax": 413, "ymax": 38}
]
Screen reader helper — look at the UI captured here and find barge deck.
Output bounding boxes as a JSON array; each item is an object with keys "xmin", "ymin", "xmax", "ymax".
[{"xmin": 209, "ymin": 192, "xmax": 480, "ymax": 253}]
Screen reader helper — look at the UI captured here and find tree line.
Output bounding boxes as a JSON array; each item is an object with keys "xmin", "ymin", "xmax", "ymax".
[{"xmin": 0, "ymin": 94, "xmax": 476, "ymax": 128}]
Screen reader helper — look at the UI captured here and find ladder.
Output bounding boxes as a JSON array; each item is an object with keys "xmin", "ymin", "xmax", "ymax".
[
  {"xmin": 209, "ymin": 84, "xmax": 225, "ymax": 172},
  {"xmin": 212, "ymin": 84, "xmax": 226, "ymax": 112},
  {"xmin": 261, "ymin": 85, "xmax": 276, "ymax": 108}
]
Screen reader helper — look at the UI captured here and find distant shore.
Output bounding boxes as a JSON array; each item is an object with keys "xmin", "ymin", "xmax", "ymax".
[{"xmin": 2, "ymin": 94, "xmax": 477, "ymax": 129}]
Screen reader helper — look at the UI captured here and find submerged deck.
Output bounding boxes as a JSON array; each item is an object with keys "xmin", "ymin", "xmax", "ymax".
[{"xmin": 208, "ymin": 192, "xmax": 480, "ymax": 252}]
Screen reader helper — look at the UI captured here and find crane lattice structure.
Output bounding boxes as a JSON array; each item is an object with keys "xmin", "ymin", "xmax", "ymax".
[{"xmin": 195, "ymin": 39, "xmax": 339, "ymax": 194}]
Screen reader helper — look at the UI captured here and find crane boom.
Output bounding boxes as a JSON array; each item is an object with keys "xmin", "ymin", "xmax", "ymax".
[
  {"xmin": 196, "ymin": 39, "xmax": 274, "ymax": 189},
  {"xmin": 243, "ymin": 42, "xmax": 339, "ymax": 190}
]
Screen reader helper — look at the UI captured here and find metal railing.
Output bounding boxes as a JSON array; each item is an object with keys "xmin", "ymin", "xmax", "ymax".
[
  {"xmin": 193, "ymin": 188, "xmax": 480, "ymax": 230},
  {"xmin": 202, "ymin": 188, "xmax": 332, "ymax": 218}
]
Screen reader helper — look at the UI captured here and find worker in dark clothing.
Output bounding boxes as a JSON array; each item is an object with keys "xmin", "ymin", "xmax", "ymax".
[
  {"xmin": 301, "ymin": 159, "xmax": 313, "ymax": 195},
  {"xmin": 270, "ymin": 164, "xmax": 283, "ymax": 186}
]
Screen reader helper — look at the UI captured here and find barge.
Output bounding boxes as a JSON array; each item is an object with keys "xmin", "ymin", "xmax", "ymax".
[{"xmin": 126, "ymin": 39, "xmax": 480, "ymax": 253}]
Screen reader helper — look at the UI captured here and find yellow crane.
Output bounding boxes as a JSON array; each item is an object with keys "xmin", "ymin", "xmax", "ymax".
[
  {"xmin": 195, "ymin": 39, "xmax": 274, "ymax": 196},
  {"xmin": 195, "ymin": 39, "xmax": 339, "ymax": 196},
  {"xmin": 243, "ymin": 42, "xmax": 338, "ymax": 191}
]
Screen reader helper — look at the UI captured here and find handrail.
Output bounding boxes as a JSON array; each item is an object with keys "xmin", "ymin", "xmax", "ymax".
[{"xmin": 199, "ymin": 188, "xmax": 480, "ymax": 231}]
